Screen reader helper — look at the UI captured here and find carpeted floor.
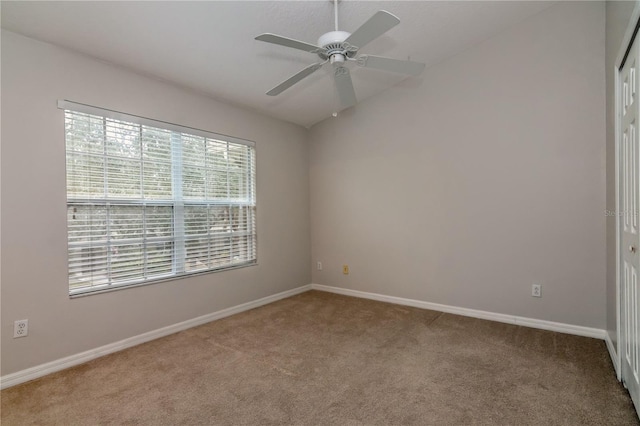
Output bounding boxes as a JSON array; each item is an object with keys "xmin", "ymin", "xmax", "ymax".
[{"xmin": 1, "ymin": 290, "xmax": 638, "ymax": 425}]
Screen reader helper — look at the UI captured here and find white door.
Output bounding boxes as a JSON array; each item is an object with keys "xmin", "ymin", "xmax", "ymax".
[{"xmin": 620, "ymin": 31, "xmax": 640, "ymax": 415}]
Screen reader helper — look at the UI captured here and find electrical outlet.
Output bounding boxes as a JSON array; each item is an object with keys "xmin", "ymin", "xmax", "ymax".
[
  {"xmin": 317, "ymin": 261, "xmax": 323, "ymax": 271},
  {"xmin": 343, "ymin": 265, "xmax": 349, "ymax": 275},
  {"xmin": 532, "ymin": 284, "xmax": 542, "ymax": 298},
  {"xmin": 13, "ymin": 319, "xmax": 28, "ymax": 338}
]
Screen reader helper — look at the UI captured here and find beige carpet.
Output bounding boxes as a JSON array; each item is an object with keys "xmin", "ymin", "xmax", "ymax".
[{"xmin": 1, "ymin": 290, "xmax": 638, "ymax": 425}]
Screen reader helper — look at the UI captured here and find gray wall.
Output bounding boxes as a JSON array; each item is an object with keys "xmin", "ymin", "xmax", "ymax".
[
  {"xmin": 309, "ymin": 2, "xmax": 607, "ymax": 328},
  {"xmin": 1, "ymin": 1, "xmax": 614, "ymax": 377},
  {"xmin": 1, "ymin": 30, "xmax": 311, "ymax": 375},
  {"xmin": 606, "ymin": 1, "xmax": 638, "ymax": 350}
]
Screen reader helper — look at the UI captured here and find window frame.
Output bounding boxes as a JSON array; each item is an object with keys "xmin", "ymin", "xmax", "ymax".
[{"xmin": 60, "ymin": 100, "xmax": 258, "ymax": 297}]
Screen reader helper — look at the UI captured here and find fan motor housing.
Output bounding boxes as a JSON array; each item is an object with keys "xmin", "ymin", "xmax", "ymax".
[
  {"xmin": 317, "ymin": 30, "xmax": 350, "ymax": 48},
  {"xmin": 317, "ymin": 31, "xmax": 356, "ymax": 60}
]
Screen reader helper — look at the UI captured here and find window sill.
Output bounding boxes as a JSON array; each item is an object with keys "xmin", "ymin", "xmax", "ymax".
[{"xmin": 69, "ymin": 261, "xmax": 258, "ymax": 298}]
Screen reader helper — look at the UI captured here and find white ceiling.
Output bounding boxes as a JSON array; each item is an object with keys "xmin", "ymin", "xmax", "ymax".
[{"xmin": 1, "ymin": 1, "xmax": 554, "ymax": 128}]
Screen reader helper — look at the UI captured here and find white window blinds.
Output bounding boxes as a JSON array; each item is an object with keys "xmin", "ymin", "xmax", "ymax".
[{"xmin": 61, "ymin": 101, "xmax": 257, "ymax": 296}]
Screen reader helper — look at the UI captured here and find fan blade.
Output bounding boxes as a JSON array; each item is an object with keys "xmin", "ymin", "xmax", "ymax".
[
  {"xmin": 357, "ymin": 55, "xmax": 425, "ymax": 76},
  {"xmin": 344, "ymin": 11, "xmax": 400, "ymax": 50},
  {"xmin": 334, "ymin": 67, "xmax": 357, "ymax": 109},
  {"xmin": 266, "ymin": 62, "xmax": 324, "ymax": 96},
  {"xmin": 255, "ymin": 33, "xmax": 323, "ymax": 54}
]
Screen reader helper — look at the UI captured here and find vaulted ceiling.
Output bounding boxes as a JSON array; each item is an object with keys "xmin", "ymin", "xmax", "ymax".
[{"xmin": 1, "ymin": 1, "xmax": 554, "ymax": 127}]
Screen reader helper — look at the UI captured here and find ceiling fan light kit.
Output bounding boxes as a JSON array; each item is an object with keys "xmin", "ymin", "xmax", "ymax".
[{"xmin": 255, "ymin": 0, "xmax": 425, "ymax": 113}]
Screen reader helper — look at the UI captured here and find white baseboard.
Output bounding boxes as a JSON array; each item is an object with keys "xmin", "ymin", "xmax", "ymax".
[
  {"xmin": 0, "ymin": 284, "xmax": 312, "ymax": 390},
  {"xmin": 310, "ymin": 284, "xmax": 607, "ymax": 340},
  {"xmin": 605, "ymin": 332, "xmax": 620, "ymax": 380}
]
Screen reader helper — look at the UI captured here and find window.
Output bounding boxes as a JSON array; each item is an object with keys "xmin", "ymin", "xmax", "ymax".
[{"xmin": 61, "ymin": 101, "xmax": 257, "ymax": 296}]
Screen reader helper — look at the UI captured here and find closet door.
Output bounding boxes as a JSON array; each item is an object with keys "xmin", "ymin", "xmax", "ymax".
[{"xmin": 620, "ymin": 30, "xmax": 640, "ymax": 416}]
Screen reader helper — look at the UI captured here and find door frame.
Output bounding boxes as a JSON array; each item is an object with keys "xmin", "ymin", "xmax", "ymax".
[{"xmin": 616, "ymin": 1, "xmax": 640, "ymax": 382}]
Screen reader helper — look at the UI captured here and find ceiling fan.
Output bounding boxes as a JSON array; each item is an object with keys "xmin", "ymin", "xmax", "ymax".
[{"xmin": 255, "ymin": 0, "xmax": 425, "ymax": 110}]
